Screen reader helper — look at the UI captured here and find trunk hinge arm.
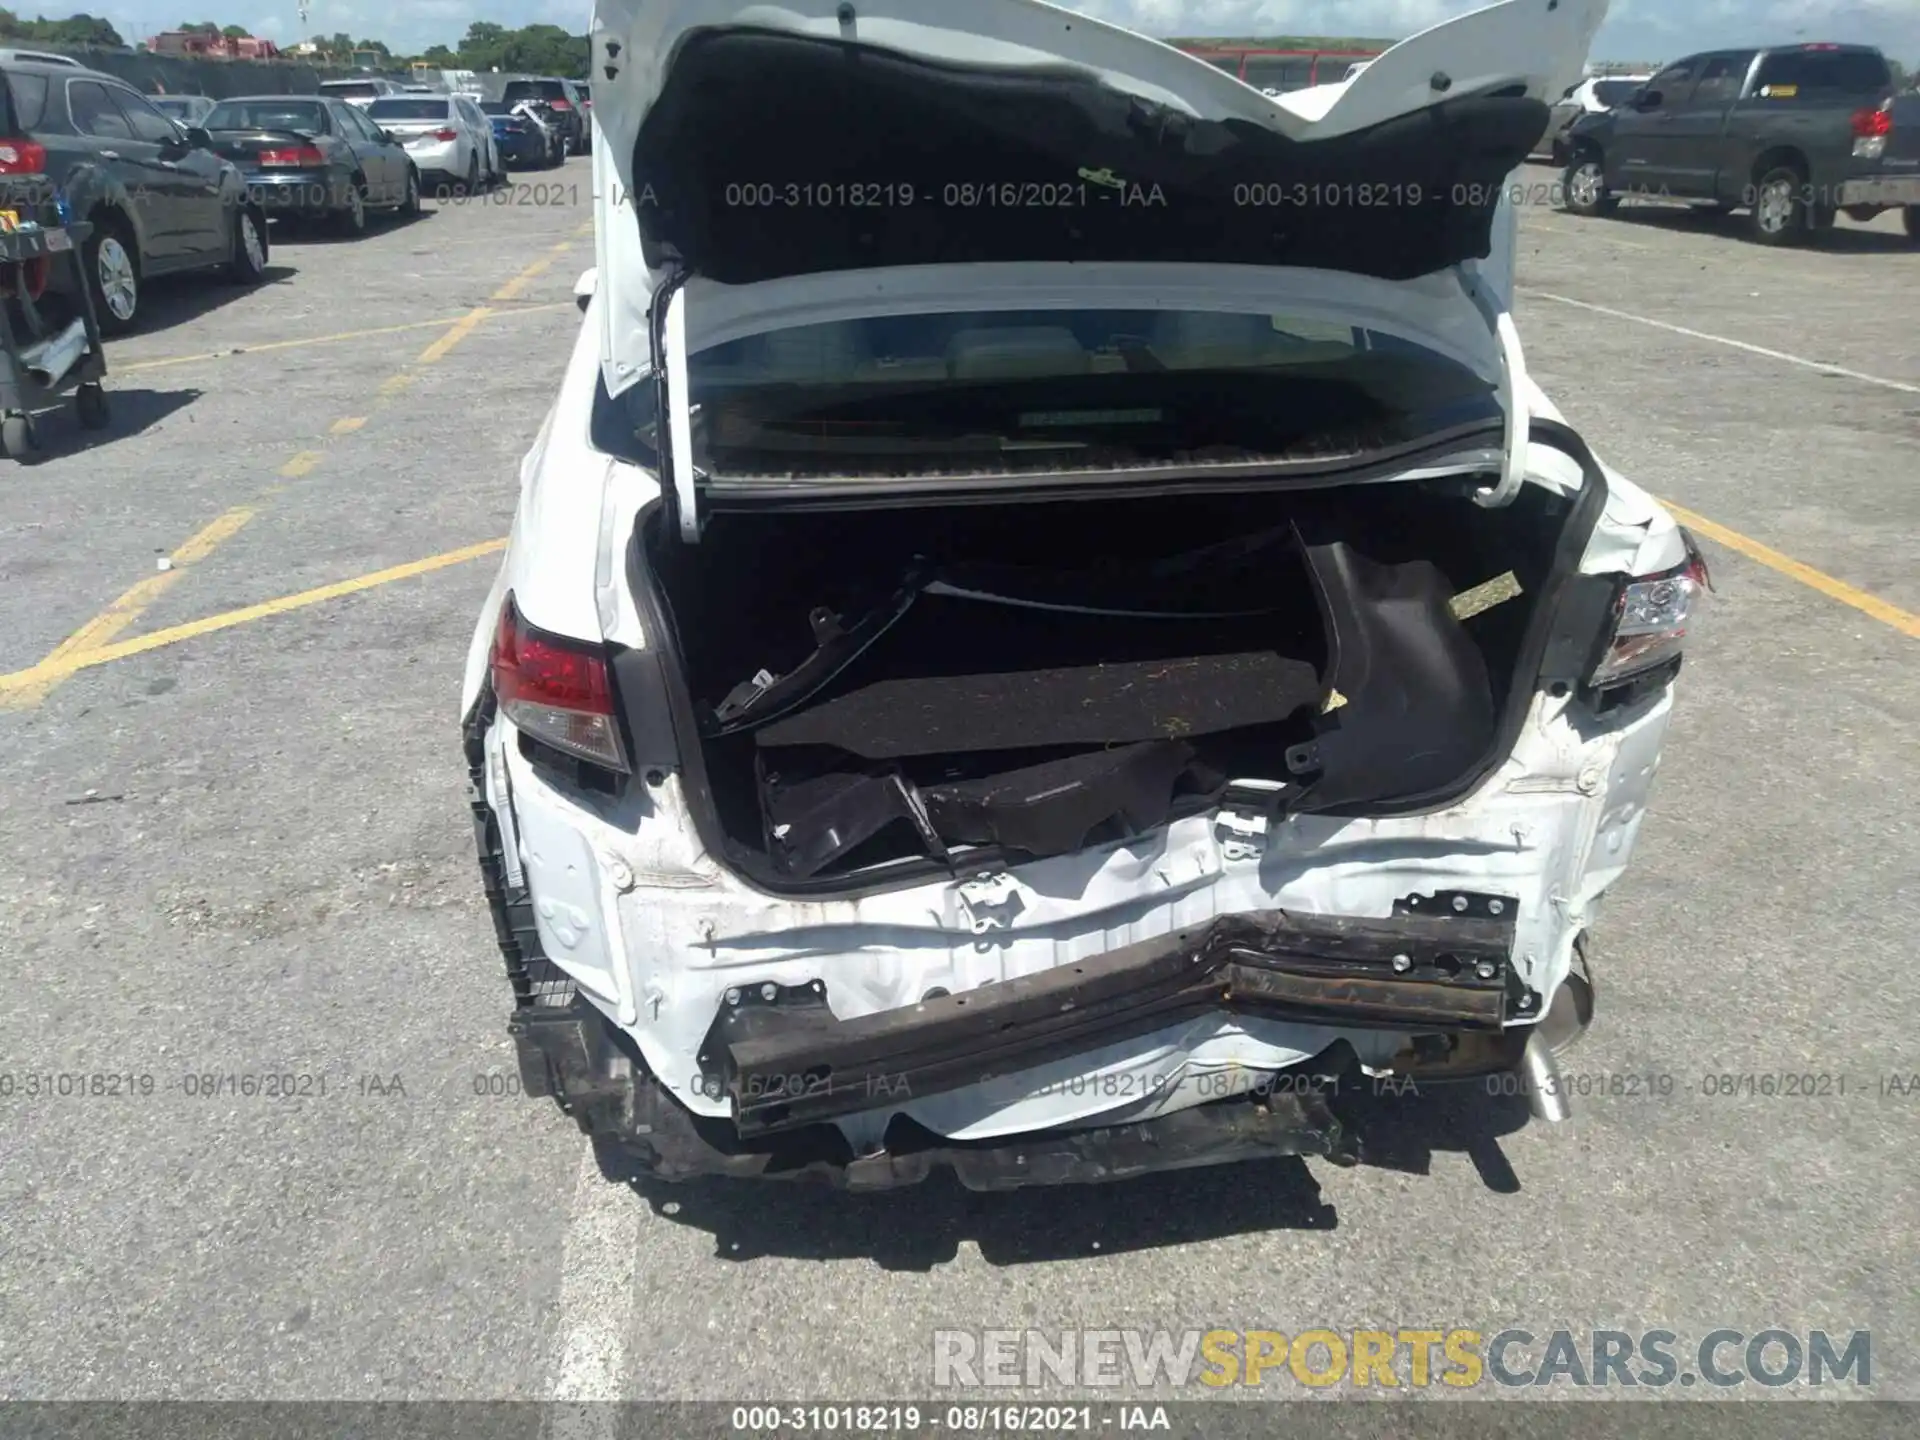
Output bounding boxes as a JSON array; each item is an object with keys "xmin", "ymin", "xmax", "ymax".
[
  {"xmin": 650, "ymin": 271, "xmax": 703, "ymax": 542},
  {"xmin": 1460, "ymin": 263, "xmax": 1529, "ymax": 509}
]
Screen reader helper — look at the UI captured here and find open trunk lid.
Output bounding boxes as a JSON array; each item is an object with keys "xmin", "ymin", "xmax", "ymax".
[{"xmin": 587, "ymin": 0, "xmax": 1608, "ymax": 534}]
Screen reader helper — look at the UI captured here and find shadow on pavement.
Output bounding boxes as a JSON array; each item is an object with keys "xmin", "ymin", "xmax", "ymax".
[
  {"xmin": 267, "ymin": 207, "xmax": 438, "ymax": 247},
  {"xmin": 129, "ymin": 265, "xmax": 297, "ymax": 334},
  {"xmin": 622, "ymin": 1085, "xmax": 1533, "ymax": 1270},
  {"xmin": 16, "ymin": 386, "xmax": 200, "ymax": 461},
  {"xmin": 1602, "ymin": 203, "xmax": 1917, "ymax": 252}
]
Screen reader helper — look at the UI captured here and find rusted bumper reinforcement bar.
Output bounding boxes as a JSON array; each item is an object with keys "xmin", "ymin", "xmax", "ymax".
[{"xmin": 708, "ymin": 891, "xmax": 1521, "ymax": 1137}]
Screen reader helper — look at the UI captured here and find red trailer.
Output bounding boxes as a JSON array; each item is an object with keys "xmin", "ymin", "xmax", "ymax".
[{"xmin": 1174, "ymin": 44, "xmax": 1385, "ymax": 94}]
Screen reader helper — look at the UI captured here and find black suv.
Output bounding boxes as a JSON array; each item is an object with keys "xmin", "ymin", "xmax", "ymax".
[
  {"xmin": 0, "ymin": 58, "xmax": 267, "ymax": 332},
  {"xmin": 498, "ymin": 77, "xmax": 588, "ymax": 156},
  {"xmin": 1561, "ymin": 43, "xmax": 1920, "ymax": 245}
]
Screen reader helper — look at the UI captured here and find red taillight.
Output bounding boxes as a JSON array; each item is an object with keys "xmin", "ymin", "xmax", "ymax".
[
  {"xmin": 547, "ymin": 98, "xmax": 572, "ymax": 110},
  {"xmin": 1851, "ymin": 105, "xmax": 1894, "ymax": 138},
  {"xmin": 1589, "ymin": 532, "xmax": 1713, "ymax": 690},
  {"xmin": 491, "ymin": 596, "xmax": 628, "ymax": 771},
  {"xmin": 0, "ymin": 139, "xmax": 47, "ymax": 174},
  {"xmin": 257, "ymin": 145, "xmax": 326, "ymax": 166},
  {"xmin": 432, "ymin": 127, "xmax": 459, "ymax": 141}
]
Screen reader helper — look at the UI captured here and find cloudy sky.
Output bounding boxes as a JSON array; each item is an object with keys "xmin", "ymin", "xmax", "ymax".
[{"xmin": 52, "ymin": 1, "xmax": 1920, "ymax": 66}]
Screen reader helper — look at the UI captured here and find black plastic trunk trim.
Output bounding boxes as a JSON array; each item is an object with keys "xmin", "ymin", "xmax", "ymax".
[{"xmin": 1303, "ymin": 416, "xmax": 1609, "ymax": 821}]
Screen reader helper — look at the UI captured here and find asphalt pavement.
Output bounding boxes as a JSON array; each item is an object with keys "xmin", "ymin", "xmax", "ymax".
[{"xmin": 0, "ymin": 163, "xmax": 1915, "ymax": 1416}]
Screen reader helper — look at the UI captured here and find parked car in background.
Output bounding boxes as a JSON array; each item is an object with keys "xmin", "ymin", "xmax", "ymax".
[
  {"xmin": 507, "ymin": 98, "xmax": 567, "ymax": 166},
  {"xmin": 499, "ymin": 77, "xmax": 587, "ymax": 154},
  {"xmin": 0, "ymin": 56, "xmax": 266, "ymax": 333},
  {"xmin": 481, "ymin": 100, "xmax": 553, "ymax": 169},
  {"xmin": 1562, "ymin": 43, "xmax": 1920, "ymax": 244},
  {"xmin": 366, "ymin": 93, "xmax": 499, "ymax": 194},
  {"xmin": 474, "ymin": 0, "xmax": 1707, "ymax": 1191},
  {"xmin": 0, "ymin": 47, "xmax": 82, "ymax": 69},
  {"xmin": 203, "ymin": 94, "xmax": 419, "ymax": 234},
  {"xmin": 1534, "ymin": 73, "xmax": 1652, "ymax": 163},
  {"xmin": 150, "ymin": 94, "xmax": 217, "ymax": 128},
  {"xmin": 318, "ymin": 77, "xmax": 403, "ymax": 109}
]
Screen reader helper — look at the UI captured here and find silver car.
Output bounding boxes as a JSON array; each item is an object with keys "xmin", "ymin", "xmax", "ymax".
[
  {"xmin": 149, "ymin": 94, "xmax": 216, "ymax": 127},
  {"xmin": 364, "ymin": 93, "xmax": 500, "ymax": 194},
  {"xmin": 317, "ymin": 77, "xmax": 403, "ymax": 108}
]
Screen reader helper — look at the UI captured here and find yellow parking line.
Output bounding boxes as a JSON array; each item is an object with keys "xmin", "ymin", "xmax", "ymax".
[
  {"xmin": 116, "ymin": 316, "xmax": 471, "ymax": 373},
  {"xmin": 1662, "ymin": 501, "xmax": 1920, "ymax": 639},
  {"xmin": 330, "ymin": 416, "xmax": 367, "ymax": 435},
  {"xmin": 491, "ymin": 262, "xmax": 554, "ymax": 302},
  {"xmin": 0, "ymin": 540, "xmax": 508, "ymax": 695},
  {"xmin": 0, "ymin": 506, "xmax": 256, "ymax": 709},
  {"xmin": 6, "ymin": 244, "xmax": 579, "ymax": 711},
  {"xmin": 116, "ymin": 302, "xmax": 576, "ymax": 375},
  {"xmin": 418, "ymin": 307, "xmax": 494, "ymax": 364}
]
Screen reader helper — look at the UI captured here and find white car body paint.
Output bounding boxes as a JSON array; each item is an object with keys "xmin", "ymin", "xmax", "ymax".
[
  {"xmin": 587, "ymin": 0, "xmax": 1607, "ymax": 403},
  {"xmin": 460, "ymin": 302, "xmax": 1684, "ymax": 1140},
  {"xmin": 463, "ymin": 0, "xmax": 1697, "ymax": 1150}
]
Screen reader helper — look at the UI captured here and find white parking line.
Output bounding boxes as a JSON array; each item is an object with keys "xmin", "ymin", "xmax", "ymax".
[
  {"xmin": 1523, "ymin": 291, "xmax": 1920, "ymax": 395},
  {"xmin": 541, "ymin": 1148, "xmax": 642, "ymax": 1437}
]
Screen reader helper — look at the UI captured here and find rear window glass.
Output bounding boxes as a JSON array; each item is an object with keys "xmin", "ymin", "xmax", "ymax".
[
  {"xmin": 1592, "ymin": 80, "xmax": 1644, "ymax": 107},
  {"xmin": 320, "ymin": 81, "xmax": 380, "ymax": 99},
  {"xmin": 1754, "ymin": 49, "xmax": 1891, "ymax": 96},
  {"xmin": 205, "ymin": 99, "xmax": 329, "ymax": 132},
  {"xmin": 1240, "ymin": 58, "xmax": 1315, "ymax": 93},
  {"xmin": 684, "ymin": 308, "xmax": 1499, "ymax": 480},
  {"xmin": 367, "ymin": 99, "xmax": 451, "ymax": 120},
  {"xmin": 5, "ymin": 71, "xmax": 49, "ymax": 129},
  {"xmin": 502, "ymin": 80, "xmax": 567, "ymax": 102}
]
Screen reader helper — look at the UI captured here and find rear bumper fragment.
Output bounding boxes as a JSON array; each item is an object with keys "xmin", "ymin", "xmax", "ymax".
[
  {"xmin": 709, "ymin": 892, "xmax": 1521, "ymax": 1136},
  {"xmin": 511, "ymin": 997, "xmax": 1360, "ymax": 1190}
]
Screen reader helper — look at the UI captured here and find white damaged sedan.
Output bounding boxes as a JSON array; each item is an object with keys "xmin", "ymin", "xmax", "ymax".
[{"xmin": 462, "ymin": 0, "xmax": 1707, "ymax": 1189}]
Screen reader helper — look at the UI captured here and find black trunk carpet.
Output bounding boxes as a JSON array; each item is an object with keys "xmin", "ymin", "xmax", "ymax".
[{"xmin": 752, "ymin": 593, "xmax": 1325, "ymax": 760}]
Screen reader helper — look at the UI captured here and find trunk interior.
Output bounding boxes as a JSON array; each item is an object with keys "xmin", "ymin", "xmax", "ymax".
[{"xmin": 636, "ymin": 478, "xmax": 1578, "ymax": 886}]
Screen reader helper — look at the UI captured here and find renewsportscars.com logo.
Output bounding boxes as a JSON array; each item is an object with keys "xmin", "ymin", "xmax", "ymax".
[{"xmin": 931, "ymin": 1328, "xmax": 1872, "ymax": 1391}]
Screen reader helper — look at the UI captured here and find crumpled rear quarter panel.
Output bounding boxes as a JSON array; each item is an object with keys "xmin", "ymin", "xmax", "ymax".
[{"xmin": 489, "ymin": 675, "xmax": 1673, "ymax": 1141}]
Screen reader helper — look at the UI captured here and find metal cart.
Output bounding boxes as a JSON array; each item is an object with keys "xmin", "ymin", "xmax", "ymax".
[{"xmin": 0, "ymin": 210, "xmax": 109, "ymax": 461}]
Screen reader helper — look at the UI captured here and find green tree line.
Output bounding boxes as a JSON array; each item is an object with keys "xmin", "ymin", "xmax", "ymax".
[
  {"xmin": 0, "ymin": 8, "xmax": 124, "ymax": 46},
  {"xmin": 417, "ymin": 22, "xmax": 588, "ymax": 77}
]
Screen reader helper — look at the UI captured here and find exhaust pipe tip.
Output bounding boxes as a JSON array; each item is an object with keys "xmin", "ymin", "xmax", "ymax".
[
  {"xmin": 1519, "ymin": 1028, "xmax": 1572, "ymax": 1123},
  {"xmin": 1515, "ymin": 933, "xmax": 1595, "ymax": 1124}
]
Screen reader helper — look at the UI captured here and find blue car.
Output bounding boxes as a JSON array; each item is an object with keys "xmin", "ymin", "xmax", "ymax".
[{"xmin": 480, "ymin": 102, "xmax": 554, "ymax": 168}]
